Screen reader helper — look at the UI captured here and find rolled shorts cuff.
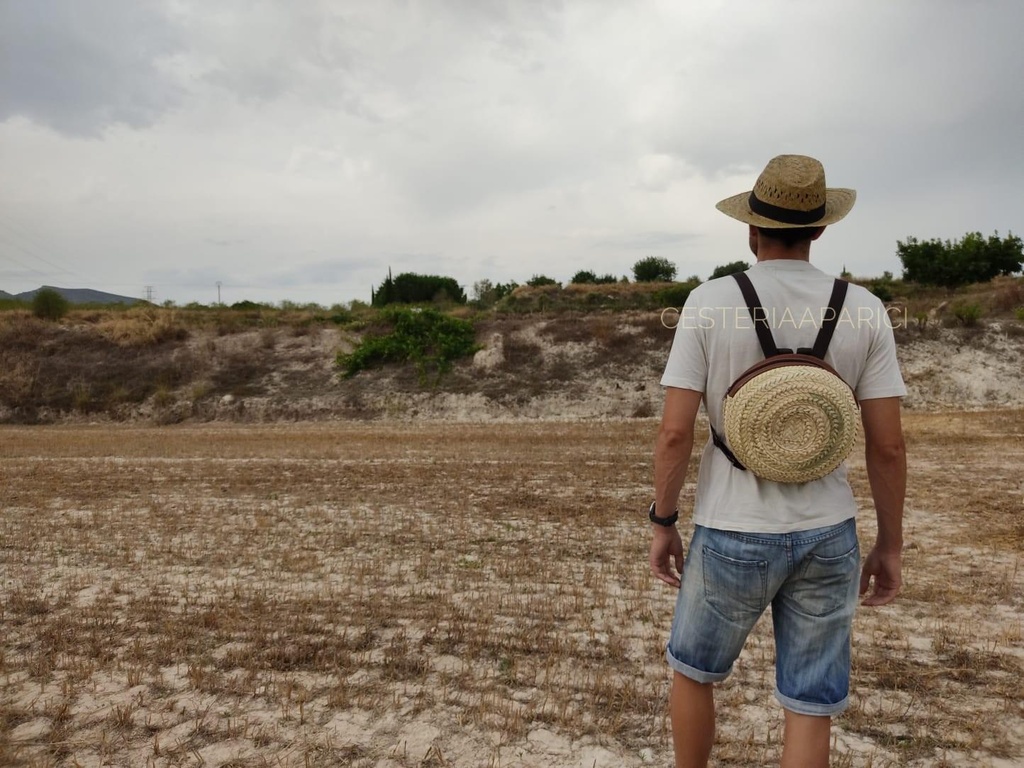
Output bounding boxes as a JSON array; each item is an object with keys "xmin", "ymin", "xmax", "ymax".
[
  {"xmin": 666, "ymin": 646, "xmax": 732, "ymax": 684},
  {"xmin": 774, "ymin": 687, "xmax": 849, "ymax": 717}
]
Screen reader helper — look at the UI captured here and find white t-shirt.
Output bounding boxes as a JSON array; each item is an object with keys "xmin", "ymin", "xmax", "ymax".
[{"xmin": 661, "ymin": 260, "xmax": 907, "ymax": 533}]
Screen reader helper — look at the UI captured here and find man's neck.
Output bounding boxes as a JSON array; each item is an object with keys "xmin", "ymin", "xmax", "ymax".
[
  {"xmin": 755, "ymin": 243, "xmax": 812, "ymax": 263},
  {"xmin": 749, "ymin": 225, "xmax": 820, "ymax": 263}
]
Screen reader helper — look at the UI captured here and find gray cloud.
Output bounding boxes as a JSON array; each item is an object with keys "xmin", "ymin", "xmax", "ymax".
[
  {"xmin": 269, "ymin": 257, "xmax": 383, "ymax": 287},
  {"xmin": 1, "ymin": 0, "xmax": 1022, "ymax": 305},
  {"xmin": 594, "ymin": 231, "xmax": 699, "ymax": 251},
  {"xmin": 0, "ymin": 0, "xmax": 186, "ymax": 136}
]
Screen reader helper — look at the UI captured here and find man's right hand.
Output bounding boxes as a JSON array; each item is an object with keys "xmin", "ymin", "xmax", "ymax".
[
  {"xmin": 859, "ymin": 545, "xmax": 902, "ymax": 606},
  {"xmin": 649, "ymin": 525, "xmax": 685, "ymax": 589}
]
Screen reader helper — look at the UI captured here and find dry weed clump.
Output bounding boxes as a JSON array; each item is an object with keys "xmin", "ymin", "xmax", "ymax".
[
  {"xmin": 94, "ymin": 307, "xmax": 189, "ymax": 347},
  {"xmin": 0, "ymin": 312, "xmax": 49, "ymax": 351},
  {"xmin": 990, "ymin": 276, "xmax": 1024, "ymax": 313},
  {"xmin": 0, "ymin": 327, "xmax": 198, "ymax": 420},
  {"xmin": 0, "ymin": 413, "xmax": 1022, "ymax": 766}
]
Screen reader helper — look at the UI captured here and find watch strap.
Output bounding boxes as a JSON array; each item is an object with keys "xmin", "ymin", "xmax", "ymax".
[{"xmin": 649, "ymin": 501, "xmax": 679, "ymax": 527}]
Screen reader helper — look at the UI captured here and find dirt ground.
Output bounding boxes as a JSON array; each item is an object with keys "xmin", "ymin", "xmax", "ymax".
[{"xmin": 1, "ymin": 411, "xmax": 1023, "ymax": 767}]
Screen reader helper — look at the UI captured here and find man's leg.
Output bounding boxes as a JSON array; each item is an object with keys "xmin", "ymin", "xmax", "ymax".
[
  {"xmin": 665, "ymin": 526, "xmax": 774, "ymax": 767},
  {"xmin": 670, "ymin": 672, "xmax": 715, "ymax": 768},
  {"xmin": 781, "ymin": 710, "xmax": 830, "ymax": 768},
  {"xmin": 773, "ymin": 520, "xmax": 860, "ymax": 767}
]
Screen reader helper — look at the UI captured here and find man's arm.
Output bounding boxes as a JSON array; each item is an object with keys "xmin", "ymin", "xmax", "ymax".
[
  {"xmin": 858, "ymin": 396, "xmax": 907, "ymax": 606},
  {"xmin": 650, "ymin": 387, "xmax": 703, "ymax": 588}
]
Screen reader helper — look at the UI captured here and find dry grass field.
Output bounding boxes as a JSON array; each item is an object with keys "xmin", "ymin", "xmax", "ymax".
[{"xmin": 1, "ymin": 411, "xmax": 1022, "ymax": 767}]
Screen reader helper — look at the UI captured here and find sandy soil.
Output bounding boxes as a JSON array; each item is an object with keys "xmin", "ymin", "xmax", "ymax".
[
  {"xmin": 1, "ymin": 412, "xmax": 1022, "ymax": 767},
  {"xmin": 199, "ymin": 320, "xmax": 1024, "ymax": 423}
]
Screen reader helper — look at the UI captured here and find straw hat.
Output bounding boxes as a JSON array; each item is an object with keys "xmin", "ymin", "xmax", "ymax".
[
  {"xmin": 716, "ymin": 155, "xmax": 856, "ymax": 229},
  {"xmin": 723, "ymin": 357, "xmax": 859, "ymax": 484}
]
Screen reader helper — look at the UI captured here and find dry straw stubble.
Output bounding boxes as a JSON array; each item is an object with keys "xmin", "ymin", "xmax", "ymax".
[{"xmin": 0, "ymin": 412, "xmax": 1022, "ymax": 766}]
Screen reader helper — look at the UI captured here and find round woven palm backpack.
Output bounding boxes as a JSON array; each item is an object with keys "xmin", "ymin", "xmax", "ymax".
[{"xmin": 710, "ymin": 272, "xmax": 859, "ymax": 484}]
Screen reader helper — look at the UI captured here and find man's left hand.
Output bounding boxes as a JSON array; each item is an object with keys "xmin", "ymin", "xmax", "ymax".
[{"xmin": 649, "ymin": 526, "xmax": 684, "ymax": 588}]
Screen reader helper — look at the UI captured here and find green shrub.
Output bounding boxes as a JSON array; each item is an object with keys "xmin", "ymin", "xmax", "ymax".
[
  {"xmin": 471, "ymin": 279, "xmax": 519, "ymax": 307},
  {"xmin": 569, "ymin": 270, "xmax": 618, "ymax": 285},
  {"xmin": 337, "ymin": 307, "xmax": 478, "ymax": 378},
  {"xmin": 709, "ymin": 260, "xmax": 749, "ymax": 280},
  {"xmin": 864, "ymin": 279, "xmax": 894, "ymax": 302},
  {"xmin": 898, "ymin": 231, "xmax": 1023, "ymax": 287},
  {"xmin": 1015, "ymin": 307, "xmax": 1024, "ymax": 323},
  {"xmin": 327, "ymin": 303, "xmax": 355, "ymax": 325},
  {"xmin": 526, "ymin": 275, "xmax": 559, "ymax": 287},
  {"xmin": 32, "ymin": 288, "xmax": 69, "ymax": 321},
  {"xmin": 570, "ymin": 270, "xmax": 597, "ymax": 284},
  {"xmin": 632, "ymin": 256, "xmax": 677, "ymax": 283},
  {"xmin": 231, "ymin": 300, "xmax": 265, "ymax": 310},
  {"xmin": 371, "ymin": 270, "xmax": 467, "ymax": 306},
  {"xmin": 951, "ymin": 302, "xmax": 983, "ymax": 327},
  {"xmin": 654, "ymin": 280, "xmax": 700, "ymax": 309}
]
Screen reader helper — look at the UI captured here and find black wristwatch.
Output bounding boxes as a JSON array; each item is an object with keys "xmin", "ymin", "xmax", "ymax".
[{"xmin": 648, "ymin": 501, "xmax": 679, "ymax": 527}]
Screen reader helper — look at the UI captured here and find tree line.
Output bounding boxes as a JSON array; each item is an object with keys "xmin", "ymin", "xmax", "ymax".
[
  {"xmin": 369, "ymin": 230, "xmax": 1022, "ymax": 309},
  {"xmin": 897, "ymin": 231, "xmax": 1021, "ymax": 287}
]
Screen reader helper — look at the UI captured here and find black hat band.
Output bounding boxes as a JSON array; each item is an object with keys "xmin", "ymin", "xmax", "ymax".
[{"xmin": 748, "ymin": 192, "xmax": 826, "ymax": 225}]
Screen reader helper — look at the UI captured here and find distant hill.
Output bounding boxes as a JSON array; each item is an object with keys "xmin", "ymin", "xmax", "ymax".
[
  {"xmin": 0, "ymin": 290, "xmax": 14, "ymax": 300},
  {"xmin": 11, "ymin": 286, "xmax": 143, "ymax": 305}
]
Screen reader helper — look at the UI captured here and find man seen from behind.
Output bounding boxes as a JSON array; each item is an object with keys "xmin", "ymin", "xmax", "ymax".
[{"xmin": 649, "ymin": 154, "xmax": 907, "ymax": 768}]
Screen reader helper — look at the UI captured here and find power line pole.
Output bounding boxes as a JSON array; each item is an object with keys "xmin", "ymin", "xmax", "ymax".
[
  {"xmin": 216, "ymin": 281, "xmax": 222, "ymax": 305},
  {"xmin": 144, "ymin": 285, "xmax": 154, "ymax": 303}
]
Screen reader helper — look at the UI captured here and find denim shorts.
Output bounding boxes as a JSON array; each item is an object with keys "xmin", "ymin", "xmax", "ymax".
[{"xmin": 666, "ymin": 518, "xmax": 860, "ymax": 716}]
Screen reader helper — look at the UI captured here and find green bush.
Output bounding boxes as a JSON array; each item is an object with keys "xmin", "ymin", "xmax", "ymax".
[
  {"xmin": 897, "ymin": 231, "xmax": 1022, "ymax": 287},
  {"xmin": 32, "ymin": 288, "xmax": 69, "ymax": 321},
  {"xmin": 329, "ymin": 308, "xmax": 353, "ymax": 325},
  {"xmin": 862, "ymin": 278, "xmax": 895, "ymax": 302},
  {"xmin": 709, "ymin": 261, "xmax": 749, "ymax": 280},
  {"xmin": 870, "ymin": 284, "xmax": 893, "ymax": 302},
  {"xmin": 337, "ymin": 307, "xmax": 478, "ymax": 378},
  {"xmin": 372, "ymin": 270, "xmax": 467, "ymax": 306},
  {"xmin": 568, "ymin": 270, "xmax": 618, "ymax": 285},
  {"xmin": 570, "ymin": 270, "xmax": 597, "ymax": 284},
  {"xmin": 654, "ymin": 279, "xmax": 701, "ymax": 309},
  {"xmin": 526, "ymin": 275, "xmax": 559, "ymax": 287},
  {"xmin": 632, "ymin": 256, "xmax": 677, "ymax": 283},
  {"xmin": 951, "ymin": 302, "xmax": 983, "ymax": 327},
  {"xmin": 471, "ymin": 279, "xmax": 519, "ymax": 307},
  {"xmin": 1015, "ymin": 307, "xmax": 1024, "ymax": 323}
]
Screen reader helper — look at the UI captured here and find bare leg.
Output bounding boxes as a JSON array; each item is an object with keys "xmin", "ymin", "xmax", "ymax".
[
  {"xmin": 781, "ymin": 710, "xmax": 831, "ymax": 768},
  {"xmin": 670, "ymin": 672, "xmax": 715, "ymax": 768}
]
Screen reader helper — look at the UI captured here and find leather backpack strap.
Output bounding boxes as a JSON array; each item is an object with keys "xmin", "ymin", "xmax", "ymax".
[
  {"xmin": 731, "ymin": 272, "xmax": 786, "ymax": 357},
  {"xmin": 709, "ymin": 423, "xmax": 746, "ymax": 470},
  {"xmin": 805, "ymin": 279, "xmax": 849, "ymax": 360}
]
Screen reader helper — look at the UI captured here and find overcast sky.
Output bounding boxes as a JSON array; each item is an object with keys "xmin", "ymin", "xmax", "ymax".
[{"xmin": 1, "ymin": 0, "xmax": 1022, "ymax": 306}]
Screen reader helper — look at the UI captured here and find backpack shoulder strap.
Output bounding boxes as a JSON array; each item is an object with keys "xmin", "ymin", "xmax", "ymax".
[
  {"xmin": 803, "ymin": 279, "xmax": 849, "ymax": 360},
  {"xmin": 709, "ymin": 423, "xmax": 746, "ymax": 470},
  {"xmin": 731, "ymin": 272, "xmax": 784, "ymax": 357}
]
